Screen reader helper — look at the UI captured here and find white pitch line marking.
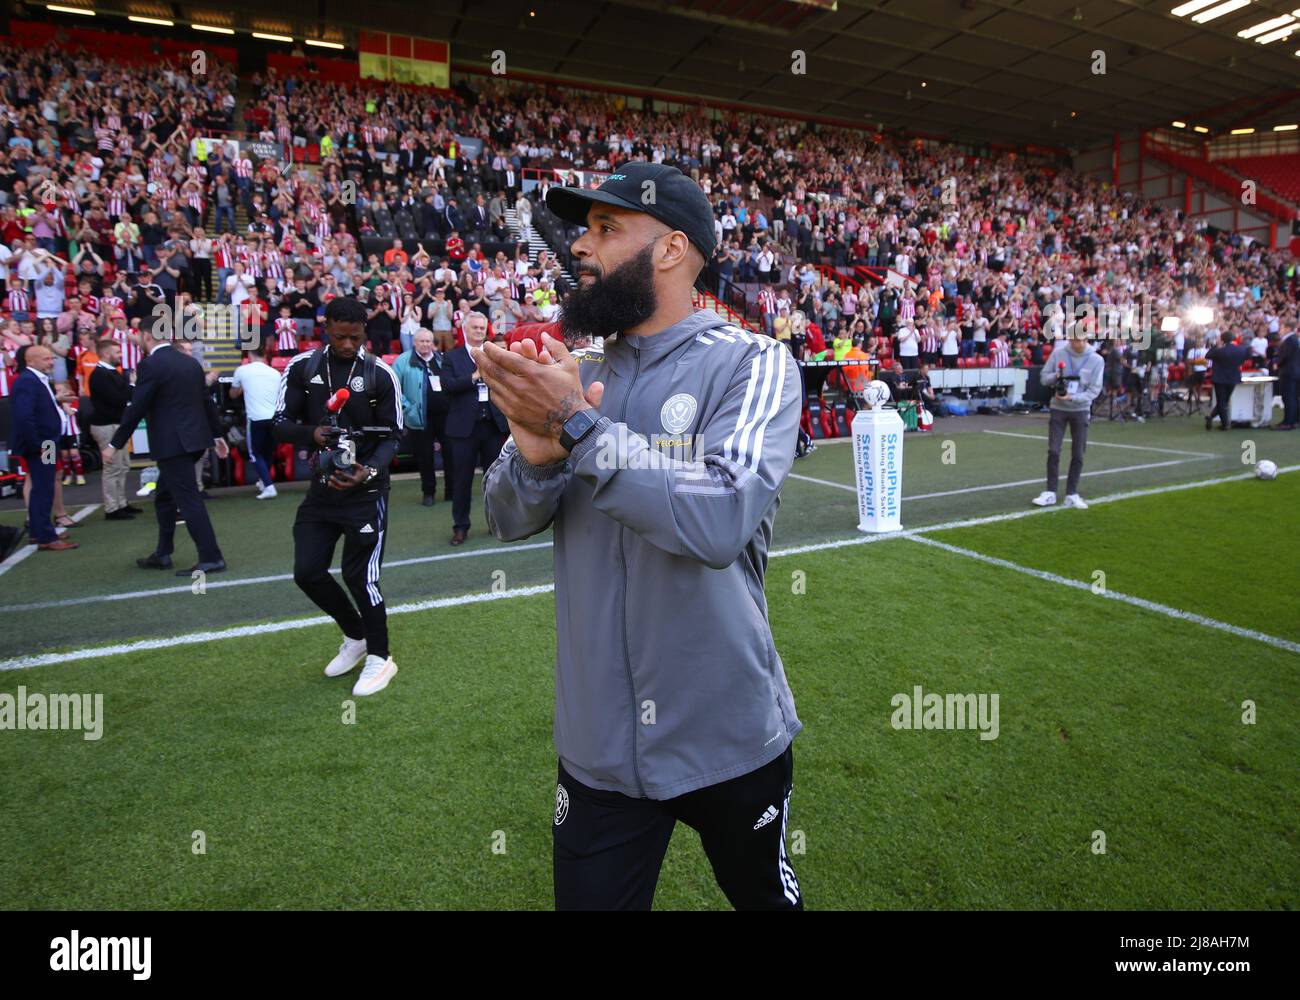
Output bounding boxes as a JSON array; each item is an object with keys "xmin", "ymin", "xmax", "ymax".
[
  {"xmin": 792, "ymin": 457, "xmax": 1209, "ymax": 500},
  {"xmin": 1, "ymin": 466, "xmax": 1294, "ymax": 671},
  {"xmin": 0, "ymin": 584, "xmax": 559, "ymax": 671},
  {"xmin": 0, "ymin": 539, "xmax": 555, "ymax": 613},
  {"xmin": 907, "ymin": 533, "xmax": 1300, "ymax": 655},
  {"xmin": 788, "ymin": 472, "xmax": 856, "ymax": 493},
  {"xmin": 981, "ymin": 429, "xmax": 1216, "ymax": 458},
  {"xmin": 0, "ymin": 503, "xmax": 100, "ymax": 579},
  {"xmin": 916, "ymin": 464, "xmax": 1299, "ymax": 533}
]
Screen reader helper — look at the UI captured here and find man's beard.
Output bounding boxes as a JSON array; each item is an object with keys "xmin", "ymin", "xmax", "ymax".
[{"xmin": 560, "ymin": 245, "xmax": 658, "ymax": 342}]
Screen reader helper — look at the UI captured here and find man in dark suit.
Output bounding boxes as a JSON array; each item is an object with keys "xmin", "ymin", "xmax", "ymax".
[
  {"xmin": 1206, "ymin": 334, "xmax": 1252, "ymax": 431},
  {"xmin": 442, "ymin": 312, "xmax": 508, "ymax": 545},
  {"xmin": 421, "ymin": 195, "xmax": 440, "ymax": 240},
  {"xmin": 1274, "ymin": 328, "xmax": 1298, "ymax": 431},
  {"xmin": 469, "ymin": 195, "xmax": 490, "ymax": 240},
  {"xmin": 442, "ymin": 199, "xmax": 462, "ymax": 239},
  {"xmin": 10, "ymin": 345, "xmax": 77, "ymax": 551},
  {"xmin": 103, "ymin": 328, "xmax": 230, "ymax": 574},
  {"xmin": 88, "ymin": 337, "xmax": 138, "ymax": 521}
]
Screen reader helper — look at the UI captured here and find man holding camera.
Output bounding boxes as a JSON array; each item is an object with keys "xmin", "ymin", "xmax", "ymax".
[
  {"xmin": 273, "ymin": 297, "xmax": 404, "ymax": 696},
  {"xmin": 1033, "ymin": 326, "xmax": 1104, "ymax": 510}
]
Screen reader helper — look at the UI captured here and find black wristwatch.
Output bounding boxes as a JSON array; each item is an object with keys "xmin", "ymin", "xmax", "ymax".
[{"xmin": 559, "ymin": 408, "xmax": 601, "ymax": 453}]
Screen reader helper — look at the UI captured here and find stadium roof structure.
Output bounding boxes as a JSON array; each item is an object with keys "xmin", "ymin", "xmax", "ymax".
[{"xmin": 28, "ymin": 0, "xmax": 1300, "ymax": 147}]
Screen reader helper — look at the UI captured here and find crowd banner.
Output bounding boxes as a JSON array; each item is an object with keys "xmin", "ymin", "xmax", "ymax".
[{"xmin": 454, "ymin": 135, "xmax": 484, "ymax": 161}]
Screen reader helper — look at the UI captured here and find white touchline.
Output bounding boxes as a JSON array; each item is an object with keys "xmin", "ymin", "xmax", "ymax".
[
  {"xmin": 0, "ymin": 539, "xmax": 555, "ymax": 613},
  {"xmin": 915, "ymin": 464, "xmax": 1300, "ymax": 534},
  {"xmin": 0, "ymin": 504, "xmax": 100, "ymax": 579},
  {"xmin": 906, "ymin": 534, "xmax": 1300, "ymax": 655},
  {"xmin": 791, "ymin": 457, "xmax": 1208, "ymax": 498},
  {"xmin": 981, "ymin": 429, "xmax": 1216, "ymax": 458},
  {"xmin": 788, "ymin": 472, "xmax": 856, "ymax": 492},
  {"xmin": 1, "ymin": 466, "xmax": 1293, "ymax": 671},
  {"xmin": 0, "ymin": 584, "xmax": 559, "ymax": 671},
  {"xmin": 907, "ymin": 459, "xmax": 1204, "ymax": 500}
]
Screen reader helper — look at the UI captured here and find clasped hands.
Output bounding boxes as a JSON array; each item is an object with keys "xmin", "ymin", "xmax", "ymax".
[{"xmin": 472, "ymin": 333, "xmax": 604, "ymax": 466}]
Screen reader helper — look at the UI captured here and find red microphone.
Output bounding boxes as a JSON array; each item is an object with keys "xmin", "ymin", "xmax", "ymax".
[{"xmin": 326, "ymin": 387, "xmax": 351, "ymax": 413}]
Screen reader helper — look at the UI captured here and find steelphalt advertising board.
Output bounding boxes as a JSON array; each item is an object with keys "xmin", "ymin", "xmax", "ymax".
[{"xmin": 851, "ymin": 407, "xmax": 905, "ymax": 533}]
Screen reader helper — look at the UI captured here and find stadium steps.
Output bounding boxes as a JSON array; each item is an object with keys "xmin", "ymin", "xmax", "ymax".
[
  {"xmin": 504, "ymin": 207, "xmax": 575, "ymax": 285},
  {"xmin": 198, "ymin": 305, "xmax": 252, "ymax": 374},
  {"xmin": 202, "ymin": 338, "xmax": 245, "ymax": 373},
  {"xmin": 202, "ymin": 198, "xmax": 250, "ymax": 237}
]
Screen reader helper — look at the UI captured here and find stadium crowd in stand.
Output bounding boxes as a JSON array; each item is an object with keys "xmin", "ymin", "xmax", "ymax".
[{"xmin": 1, "ymin": 39, "xmax": 1297, "ymax": 515}]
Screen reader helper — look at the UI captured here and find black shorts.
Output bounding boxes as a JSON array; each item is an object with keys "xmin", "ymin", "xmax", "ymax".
[{"xmin": 553, "ymin": 745, "xmax": 802, "ymax": 911}]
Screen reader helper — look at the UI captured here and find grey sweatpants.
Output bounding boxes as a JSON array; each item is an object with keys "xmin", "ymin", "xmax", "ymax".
[{"xmin": 1046, "ymin": 407, "xmax": 1089, "ymax": 497}]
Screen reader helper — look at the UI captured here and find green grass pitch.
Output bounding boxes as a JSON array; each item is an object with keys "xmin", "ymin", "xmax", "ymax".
[{"xmin": 1, "ymin": 415, "xmax": 1297, "ymax": 909}]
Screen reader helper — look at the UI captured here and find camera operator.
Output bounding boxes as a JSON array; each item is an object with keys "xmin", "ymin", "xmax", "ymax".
[
  {"xmin": 915, "ymin": 362, "xmax": 947, "ymax": 418},
  {"xmin": 273, "ymin": 297, "xmax": 404, "ymax": 696},
  {"xmin": 1033, "ymin": 325, "xmax": 1103, "ymax": 510}
]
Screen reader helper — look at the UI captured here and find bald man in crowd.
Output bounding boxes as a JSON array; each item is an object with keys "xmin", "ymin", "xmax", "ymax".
[{"xmin": 10, "ymin": 344, "xmax": 78, "ymax": 550}]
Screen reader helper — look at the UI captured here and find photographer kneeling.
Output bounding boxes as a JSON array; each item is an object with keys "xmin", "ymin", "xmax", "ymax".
[{"xmin": 273, "ymin": 297, "xmax": 404, "ymax": 696}]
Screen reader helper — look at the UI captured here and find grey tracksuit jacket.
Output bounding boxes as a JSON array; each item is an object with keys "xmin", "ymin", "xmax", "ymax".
[
  {"xmin": 1040, "ymin": 342, "xmax": 1105, "ymax": 412},
  {"xmin": 483, "ymin": 309, "xmax": 803, "ymax": 800}
]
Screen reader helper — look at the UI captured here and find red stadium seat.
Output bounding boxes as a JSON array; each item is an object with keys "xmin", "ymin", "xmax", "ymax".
[
  {"xmin": 274, "ymin": 442, "xmax": 296, "ymax": 481},
  {"xmin": 271, "ymin": 357, "xmax": 289, "ymax": 371},
  {"xmin": 977, "ymin": 356, "xmax": 990, "ymax": 367},
  {"xmin": 382, "ymin": 354, "xmax": 398, "ymax": 365},
  {"xmin": 229, "ymin": 446, "xmax": 246, "ymax": 486}
]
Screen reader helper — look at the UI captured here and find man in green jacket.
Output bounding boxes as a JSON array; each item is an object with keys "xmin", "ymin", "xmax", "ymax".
[{"xmin": 391, "ymin": 329, "xmax": 453, "ymax": 506}]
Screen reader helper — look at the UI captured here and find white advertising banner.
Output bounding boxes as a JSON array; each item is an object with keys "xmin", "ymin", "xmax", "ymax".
[{"xmin": 851, "ymin": 408, "xmax": 905, "ymax": 532}]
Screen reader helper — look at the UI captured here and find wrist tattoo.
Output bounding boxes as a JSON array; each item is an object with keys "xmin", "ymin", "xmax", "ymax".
[{"xmin": 543, "ymin": 390, "xmax": 583, "ymax": 438}]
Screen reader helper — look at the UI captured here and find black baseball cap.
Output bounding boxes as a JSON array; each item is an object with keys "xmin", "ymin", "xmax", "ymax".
[{"xmin": 546, "ymin": 162, "xmax": 717, "ymax": 291}]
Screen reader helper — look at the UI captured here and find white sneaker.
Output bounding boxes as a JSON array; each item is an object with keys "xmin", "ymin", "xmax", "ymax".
[
  {"xmin": 324, "ymin": 636, "xmax": 368, "ymax": 677},
  {"xmin": 136, "ymin": 481, "xmax": 157, "ymax": 497},
  {"xmin": 1063, "ymin": 493, "xmax": 1089, "ymax": 509},
  {"xmin": 353, "ymin": 655, "xmax": 397, "ymax": 696},
  {"xmin": 256, "ymin": 485, "xmax": 278, "ymax": 500},
  {"xmin": 1031, "ymin": 491, "xmax": 1057, "ymax": 507}
]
